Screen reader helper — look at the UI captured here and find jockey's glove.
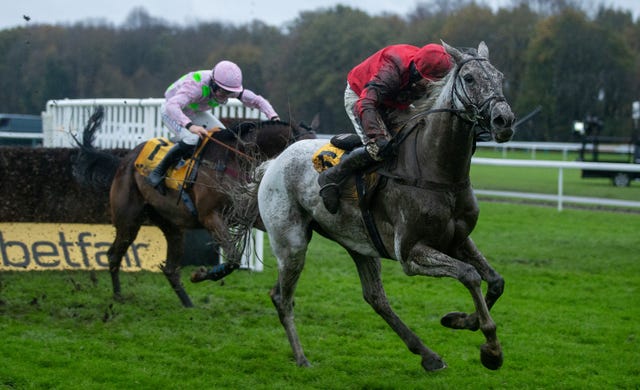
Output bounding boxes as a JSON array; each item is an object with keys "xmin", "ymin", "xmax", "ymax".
[{"xmin": 366, "ymin": 137, "xmax": 392, "ymax": 161}]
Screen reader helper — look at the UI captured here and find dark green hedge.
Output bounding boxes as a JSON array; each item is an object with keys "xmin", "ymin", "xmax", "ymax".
[{"xmin": 0, "ymin": 147, "xmax": 126, "ymax": 223}]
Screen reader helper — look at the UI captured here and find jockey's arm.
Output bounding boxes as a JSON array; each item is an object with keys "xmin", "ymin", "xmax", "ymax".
[
  {"xmin": 356, "ymin": 61, "xmax": 403, "ymax": 141},
  {"xmin": 164, "ymin": 94, "xmax": 195, "ymax": 129},
  {"xmin": 164, "ymin": 88, "xmax": 210, "ymax": 139},
  {"xmin": 239, "ymin": 89, "xmax": 279, "ymax": 121}
]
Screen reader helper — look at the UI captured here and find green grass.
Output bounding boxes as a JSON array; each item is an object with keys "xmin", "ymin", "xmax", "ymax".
[
  {"xmin": 472, "ymin": 148, "xmax": 640, "ymax": 203},
  {"xmin": 1, "ymin": 202, "xmax": 639, "ymax": 389}
]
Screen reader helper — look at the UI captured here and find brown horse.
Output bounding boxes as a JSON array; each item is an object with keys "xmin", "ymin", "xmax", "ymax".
[{"xmin": 73, "ymin": 107, "xmax": 316, "ymax": 307}]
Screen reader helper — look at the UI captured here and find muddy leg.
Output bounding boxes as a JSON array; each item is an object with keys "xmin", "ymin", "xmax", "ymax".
[
  {"xmin": 441, "ymin": 237, "xmax": 504, "ymax": 331},
  {"xmin": 191, "ymin": 212, "xmax": 240, "ymax": 283},
  {"xmin": 109, "ymin": 164, "xmax": 145, "ymax": 301},
  {"xmin": 161, "ymin": 264, "xmax": 192, "ymax": 308},
  {"xmin": 267, "ymin": 229, "xmax": 310, "ymax": 367},
  {"xmin": 402, "ymin": 244, "xmax": 502, "ymax": 370},
  {"xmin": 349, "ymin": 250, "xmax": 446, "ymax": 372},
  {"xmin": 147, "ymin": 210, "xmax": 194, "ymax": 307},
  {"xmin": 107, "ymin": 225, "xmax": 141, "ymax": 301},
  {"xmin": 155, "ymin": 221, "xmax": 193, "ymax": 308}
]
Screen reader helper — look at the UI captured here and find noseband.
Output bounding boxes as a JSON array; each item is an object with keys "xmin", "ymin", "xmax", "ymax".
[
  {"xmin": 391, "ymin": 55, "xmax": 504, "ymax": 148},
  {"xmin": 451, "ymin": 57, "xmax": 505, "ymax": 132}
]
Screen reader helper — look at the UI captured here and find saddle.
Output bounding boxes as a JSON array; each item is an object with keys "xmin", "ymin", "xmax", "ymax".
[
  {"xmin": 134, "ymin": 137, "xmax": 197, "ymax": 191},
  {"xmin": 312, "ymin": 134, "xmax": 390, "ymax": 258},
  {"xmin": 134, "ymin": 126, "xmax": 250, "ymax": 190},
  {"xmin": 312, "ymin": 134, "xmax": 380, "ymax": 202}
]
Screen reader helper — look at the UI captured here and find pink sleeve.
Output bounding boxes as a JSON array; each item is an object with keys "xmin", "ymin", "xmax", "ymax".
[
  {"xmin": 239, "ymin": 89, "xmax": 278, "ymax": 119},
  {"xmin": 164, "ymin": 83, "xmax": 200, "ymax": 127}
]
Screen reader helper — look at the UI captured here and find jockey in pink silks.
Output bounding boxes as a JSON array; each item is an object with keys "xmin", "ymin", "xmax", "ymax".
[{"xmin": 147, "ymin": 60, "xmax": 280, "ymax": 190}]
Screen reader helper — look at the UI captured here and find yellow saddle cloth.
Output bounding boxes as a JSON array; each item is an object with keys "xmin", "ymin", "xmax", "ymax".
[
  {"xmin": 134, "ymin": 138, "xmax": 194, "ymax": 191},
  {"xmin": 312, "ymin": 142, "xmax": 345, "ymax": 173},
  {"xmin": 312, "ymin": 142, "xmax": 378, "ymax": 201}
]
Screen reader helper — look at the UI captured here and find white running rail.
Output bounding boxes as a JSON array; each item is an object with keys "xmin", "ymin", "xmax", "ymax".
[{"xmin": 41, "ymin": 98, "xmax": 265, "ymax": 148}]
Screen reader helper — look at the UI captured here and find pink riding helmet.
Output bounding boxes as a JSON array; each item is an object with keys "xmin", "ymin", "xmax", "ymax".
[{"xmin": 212, "ymin": 60, "xmax": 243, "ymax": 93}]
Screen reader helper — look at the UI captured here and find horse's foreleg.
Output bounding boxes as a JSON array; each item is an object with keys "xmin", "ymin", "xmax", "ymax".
[
  {"xmin": 161, "ymin": 264, "xmax": 192, "ymax": 307},
  {"xmin": 457, "ymin": 237, "xmax": 504, "ymax": 310},
  {"xmin": 403, "ymin": 244, "xmax": 502, "ymax": 370},
  {"xmin": 349, "ymin": 250, "xmax": 446, "ymax": 372},
  {"xmin": 155, "ymin": 221, "xmax": 193, "ymax": 308},
  {"xmin": 441, "ymin": 237, "xmax": 504, "ymax": 331},
  {"xmin": 191, "ymin": 212, "xmax": 239, "ymax": 283}
]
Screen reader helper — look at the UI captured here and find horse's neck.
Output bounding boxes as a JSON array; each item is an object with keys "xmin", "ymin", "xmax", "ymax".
[
  {"xmin": 394, "ymin": 110, "xmax": 475, "ymax": 184},
  {"xmin": 256, "ymin": 125, "xmax": 292, "ymax": 158}
]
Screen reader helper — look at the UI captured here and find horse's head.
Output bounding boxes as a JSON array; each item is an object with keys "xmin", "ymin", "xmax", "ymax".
[{"xmin": 443, "ymin": 41, "xmax": 515, "ymax": 143}]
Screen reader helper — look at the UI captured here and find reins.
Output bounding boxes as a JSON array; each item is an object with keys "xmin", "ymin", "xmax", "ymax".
[
  {"xmin": 387, "ymin": 56, "xmax": 502, "ymax": 153},
  {"xmin": 202, "ymin": 130, "xmax": 257, "ymax": 161},
  {"xmin": 200, "ymin": 121, "xmax": 311, "ymax": 162},
  {"xmin": 180, "ymin": 122, "xmax": 307, "ymax": 189},
  {"xmin": 376, "ymin": 55, "xmax": 504, "ymax": 192}
]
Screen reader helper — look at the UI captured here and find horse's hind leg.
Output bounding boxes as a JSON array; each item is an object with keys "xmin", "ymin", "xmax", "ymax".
[
  {"xmin": 349, "ymin": 250, "xmax": 446, "ymax": 372},
  {"xmin": 109, "ymin": 169, "xmax": 146, "ymax": 301},
  {"xmin": 107, "ymin": 222, "xmax": 142, "ymax": 301},
  {"xmin": 267, "ymin": 227, "xmax": 311, "ymax": 367}
]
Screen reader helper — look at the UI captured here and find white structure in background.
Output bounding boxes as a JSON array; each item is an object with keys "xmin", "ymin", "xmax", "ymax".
[
  {"xmin": 41, "ymin": 98, "xmax": 263, "ymax": 148},
  {"xmin": 41, "ymin": 98, "xmax": 265, "ymax": 271}
]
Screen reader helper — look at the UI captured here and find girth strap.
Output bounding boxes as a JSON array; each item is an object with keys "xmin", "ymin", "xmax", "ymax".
[
  {"xmin": 377, "ymin": 169, "xmax": 471, "ymax": 193},
  {"xmin": 355, "ymin": 175, "xmax": 391, "ymax": 259},
  {"xmin": 391, "ymin": 176, "xmax": 471, "ymax": 193}
]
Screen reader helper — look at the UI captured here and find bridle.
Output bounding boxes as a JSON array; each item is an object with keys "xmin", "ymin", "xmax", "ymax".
[
  {"xmin": 390, "ymin": 55, "xmax": 505, "ymax": 149},
  {"xmin": 451, "ymin": 57, "xmax": 506, "ymax": 129},
  {"xmin": 377, "ymin": 55, "xmax": 506, "ymax": 191}
]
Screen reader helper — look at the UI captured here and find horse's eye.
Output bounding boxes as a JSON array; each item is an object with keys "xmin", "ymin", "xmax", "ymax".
[{"xmin": 463, "ymin": 74, "xmax": 474, "ymax": 84}]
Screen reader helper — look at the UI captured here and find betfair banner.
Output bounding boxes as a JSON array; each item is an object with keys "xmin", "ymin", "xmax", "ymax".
[{"xmin": 0, "ymin": 223, "xmax": 166, "ymax": 271}]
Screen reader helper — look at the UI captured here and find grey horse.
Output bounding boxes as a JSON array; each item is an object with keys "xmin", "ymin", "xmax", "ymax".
[{"xmin": 254, "ymin": 41, "xmax": 515, "ymax": 371}]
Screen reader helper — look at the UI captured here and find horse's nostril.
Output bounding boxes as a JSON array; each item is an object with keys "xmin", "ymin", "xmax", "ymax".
[{"xmin": 492, "ymin": 116, "xmax": 506, "ymax": 128}]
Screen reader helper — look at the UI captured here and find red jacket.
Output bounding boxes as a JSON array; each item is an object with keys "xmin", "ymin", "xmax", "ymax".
[{"xmin": 347, "ymin": 44, "xmax": 452, "ymax": 139}]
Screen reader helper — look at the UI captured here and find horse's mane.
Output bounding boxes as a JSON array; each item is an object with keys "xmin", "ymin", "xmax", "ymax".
[
  {"xmin": 214, "ymin": 119, "xmax": 288, "ymax": 142},
  {"xmin": 386, "ymin": 45, "xmax": 487, "ymax": 128},
  {"xmin": 387, "ymin": 70, "xmax": 454, "ymax": 128}
]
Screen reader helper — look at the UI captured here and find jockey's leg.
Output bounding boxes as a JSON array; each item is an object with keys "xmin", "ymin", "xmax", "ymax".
[
  {"xmin": 146, "ymin": 141, "xmax": 194, "ymax": 191},
  {"xmin": 317, "ymin": 146, "xmax": 375, "ymax": 214}
]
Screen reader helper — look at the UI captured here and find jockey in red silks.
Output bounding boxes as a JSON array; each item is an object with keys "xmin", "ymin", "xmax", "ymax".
[
  {"xmin": 147, "ymin": 60, "xmax": 280, "ymax": 191},
  {"xmin": 318, "ymin": 43, "xmax": 453, "ymax": 213}
]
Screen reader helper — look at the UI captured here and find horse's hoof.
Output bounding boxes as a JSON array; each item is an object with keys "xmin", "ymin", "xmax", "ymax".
[
  {"xmin": 297, "ymin": 358, "xmax": 312, "ymax": 367},
  {"xmin": 190, "ymin": 267, "xmax": 208, "ymax": 283},
  {"xmin": 113, "ymin": 293, "xmax": 125, "ymax": 303},
  {"xmin": 421, "ymin": 354, "xmax": 447, "ymax": 372},
  {"xmin": 440, "ymin": 312, "xmax": 479, "ymax": 331},
  {"xmin": 480, "ymin": 343, "xmax": 503, "ymax": 370}
]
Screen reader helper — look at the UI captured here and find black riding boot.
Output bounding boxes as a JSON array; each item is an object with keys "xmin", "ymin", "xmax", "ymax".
[
  {"xmin": 317, "ymin": 146, "xmax": 376, "ymax": 214},
  {"xmin": 146, "ymin": 141, "xmax": 193, "ymax": 191}
]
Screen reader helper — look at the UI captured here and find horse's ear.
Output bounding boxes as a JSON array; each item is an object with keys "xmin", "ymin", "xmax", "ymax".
[
  {"xmin": 478, "ymin": 41, "xmax": 489, "ymax": 59},
  {"xmin": 310, "ymin": 113, "xmax": 320, "ymax": 131},
  {"xmin": 441, "ymin": 40, "xmax": 463, "ymax": 64}
]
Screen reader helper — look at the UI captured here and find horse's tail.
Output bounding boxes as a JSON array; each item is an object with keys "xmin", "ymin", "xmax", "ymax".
[
  {"xmin": 214, "ymin": 159, "xmax": 273, "ymax": 265},
  {"xmin": 71, "ymin": 106, "xmax": 121, "ymax": 191},
  {"xmin": 253, "ymin": 160, "xmax": 272, "ymax": 184}
]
